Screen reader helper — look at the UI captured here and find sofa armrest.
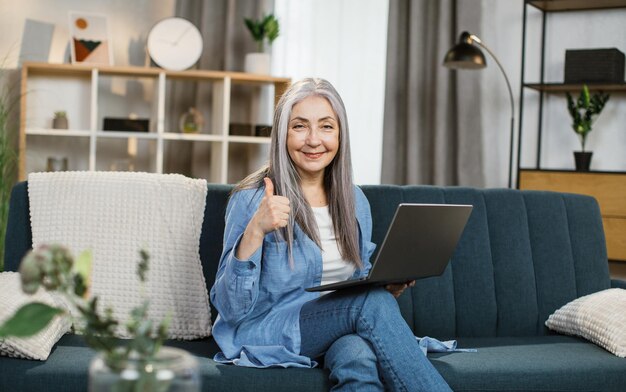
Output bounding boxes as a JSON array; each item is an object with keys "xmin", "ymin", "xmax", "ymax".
[
  {"xmin": 610, "ymin": 279, "xmax": 626, "ymax": 289},
  {"xmin": 4, "ymin": 182, "xmax": 33, "ymax": 272}
]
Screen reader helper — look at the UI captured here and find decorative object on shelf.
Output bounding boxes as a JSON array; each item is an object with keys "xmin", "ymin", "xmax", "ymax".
[
  {"xmin": 243, "ymin": 14, "xmax": 279, "ymax": 75},
  {"xmin": 68, "ymin": 11, "xmax": 113, "ymax": 65},
  {"xmin": 18, "ymin": 19, "xmax": 54, "ymax": 66},
  {"xmin": 179, "ymin": 107, "xmax": 204, "ymax": 134},
  {"xmin": 147, "ymin": 17, "xmax": 203, "ymax": 71},
  {"xmin": 52, "ymin": 111, "xmax": 68, "ymax": 130},
  {"xmin": 255, "ymin": 124, "xmax": 271, "ymax": 137},
  {"xmin": 443, "ymin": 31, "xmax": 515, "ymax": 188},
  {"xmin": 0, "ymin": 245, "xmax": 201, "ymax": 391},
  {"xmin": 46, "ymin": 156, "xmax": 68, "ymax": 172},
  {"xmin": 229, "ymin": 123, "xmax": 253, "ymax": 136},
  {"xmin": 228, "ymin": 123, "xmax": 272, "ymax": 137},
  {"xmin": 564, "ymin": 48, "xmax": 625, "ymax": 84},
  {"xmin": 566, "ymin": 85, "xmax": 610, "ymax": 171},
  {"xmin": 103, "ymin": 117, "xmax": 149, "ymax": 132}
]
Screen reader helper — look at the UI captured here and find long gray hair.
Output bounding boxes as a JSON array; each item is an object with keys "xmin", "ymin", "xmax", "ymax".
[{"xmin": 235, "ymin": 78, "xmax": 361, "ymax": 268}]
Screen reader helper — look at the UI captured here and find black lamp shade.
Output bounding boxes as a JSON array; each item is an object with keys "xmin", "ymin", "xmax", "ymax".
[{"xmin": 443, "ymin": 32, "xmax": 487, "ymax": 69}]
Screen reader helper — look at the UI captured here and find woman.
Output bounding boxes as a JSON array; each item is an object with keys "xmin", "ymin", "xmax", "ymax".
[{"xmin": 210, "ymin": 78, "xmax": 451, "ymax": 391}]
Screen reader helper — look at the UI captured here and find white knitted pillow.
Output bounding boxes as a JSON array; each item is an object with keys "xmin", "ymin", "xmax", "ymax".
[
  {"xmin": 545, "ymin": 288, "xmax": 626, "ymax": 357},
  {"xmin": 0, "ymin": 272, "xmax": 71, "ymax": 360},
  {"xmin": 27, "ymin": 171, "xmax": 212, "ymax": 340}
]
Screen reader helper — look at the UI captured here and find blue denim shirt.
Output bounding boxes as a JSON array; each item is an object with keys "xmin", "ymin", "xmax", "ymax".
[{"xmin": 210, "ymin": 185, "xmax": 376, "ymax": 368}]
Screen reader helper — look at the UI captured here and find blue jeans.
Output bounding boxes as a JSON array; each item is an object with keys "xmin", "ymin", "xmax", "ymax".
[{"xmin": 299, "ymin": 287, "xmax": 452, "ymax": 392}]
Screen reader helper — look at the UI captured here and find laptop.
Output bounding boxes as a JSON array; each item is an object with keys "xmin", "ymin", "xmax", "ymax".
[{"xmin": 305, "ymin": 203, "xmax": 473, "ymax": 292}]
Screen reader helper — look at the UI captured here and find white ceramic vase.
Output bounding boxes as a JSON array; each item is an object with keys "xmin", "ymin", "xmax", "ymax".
[
  {"xmin": 89, "ymin": 347, "xmax": 200, "ymax": 392},
  {"xmin": 244, "ymin": 53, "xmax": 271, "ymax": 75}
]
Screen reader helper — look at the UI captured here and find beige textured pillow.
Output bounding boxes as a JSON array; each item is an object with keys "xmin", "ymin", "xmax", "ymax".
[
  {"xmin": 0, "ymin": 272, "xmax": 71, "ymax": 360},
  {"xmin": 545, "ymin": 288, "xmax": 626, "ymax": 357},
  {"xmin": 28, "ymin": 172, "xmax": 212, "ymax": 340}
]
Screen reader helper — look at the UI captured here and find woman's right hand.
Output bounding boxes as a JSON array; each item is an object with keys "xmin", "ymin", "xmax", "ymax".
[
  {"xmin": 236, "ymin": 178, "xmax": 290, "ymax": 260},
  {"xmin": 251, "ymin": 177, "xmax": 291, "ymax": 234}
]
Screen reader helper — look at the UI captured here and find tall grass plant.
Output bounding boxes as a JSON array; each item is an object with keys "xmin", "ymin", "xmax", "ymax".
[{"xmin": 0, "ymin": 64, "xmax": 19, "ymax": 271}]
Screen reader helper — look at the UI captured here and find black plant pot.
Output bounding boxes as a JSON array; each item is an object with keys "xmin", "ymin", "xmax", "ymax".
[{"xmin": 574, "ymin": 151, "xmax": 593, "ymax": 171}]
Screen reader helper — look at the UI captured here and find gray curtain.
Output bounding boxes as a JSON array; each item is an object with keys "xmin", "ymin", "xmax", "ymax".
[
  {"xmin": 381, "ymin": 0, "xmax": 485, "ymax": 186},
  {"xmin": 165, "ymin": 0, "xmax": 273, "ymax": 177}
]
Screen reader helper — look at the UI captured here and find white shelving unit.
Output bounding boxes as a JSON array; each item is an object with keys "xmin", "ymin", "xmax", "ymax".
[{"xmin": 19, "ymin": 62, "xmax": 290, "ymax": 183}]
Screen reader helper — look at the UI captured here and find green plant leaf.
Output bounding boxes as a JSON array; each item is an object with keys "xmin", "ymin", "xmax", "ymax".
[
  {"xmin": 265, "ymin": 17, "xmax": 280, "ymax": 43},
  {"xmin": 581, "ymin": 84, "xmax": 589, "ymax": 108},
  {"xmin": 244, "ymin": 18, "xmax": 263, "ymax": 41},
  {"xmin": 0, "ymin": 302, "xmax": 64, "ymax": 337},
  {"xmin": 74, "ymin": 249, "xmax": 92, "ymax": 282}
]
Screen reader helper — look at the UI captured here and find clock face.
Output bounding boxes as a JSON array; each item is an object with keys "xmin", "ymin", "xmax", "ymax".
[{"xmin": 147, "ymin": 17, "xmax": 203, "ymax": 71}]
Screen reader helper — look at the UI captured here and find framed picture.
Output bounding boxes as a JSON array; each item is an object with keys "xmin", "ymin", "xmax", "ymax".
[{"xmin": 68, "ymin": 12, "xmax": 113, "ymax": 65}]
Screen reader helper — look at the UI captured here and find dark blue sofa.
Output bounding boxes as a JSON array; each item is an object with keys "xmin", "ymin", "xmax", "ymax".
[{"xmin": 2, "ymin": 182, "xmax": 626, "ymax": 391}]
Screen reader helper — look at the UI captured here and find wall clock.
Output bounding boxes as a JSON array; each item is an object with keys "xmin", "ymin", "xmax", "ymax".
[{"xmin": 147, "ymin": 17, "xmax": 203, "ymax": 71}]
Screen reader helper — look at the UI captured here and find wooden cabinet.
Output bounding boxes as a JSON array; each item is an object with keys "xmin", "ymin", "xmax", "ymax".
[
  {"xmin": 19, "ymin": 62, "xmax": 290, "ymax": 183},
  {"xmin": 519, "ymin": 169, "xmax": 626, "ymax": 262}
]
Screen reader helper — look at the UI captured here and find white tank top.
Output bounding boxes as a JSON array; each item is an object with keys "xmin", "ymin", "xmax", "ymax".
[{"xmin": 312, "ymin": 206, "xmax": 356, "ymax": 293}]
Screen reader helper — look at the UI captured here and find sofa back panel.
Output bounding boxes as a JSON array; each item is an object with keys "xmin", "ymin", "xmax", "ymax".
[
  {"xmin": 443, "ymin": 188, "xmax": 498, "ymax": 338},
  {"xmin": 5, "ymin": 182, "xmax": 612, "ymax": 340},
  {"xmin": 399, "ymin": 186, "xmax": 459, "ymax": 338},
  {"xmin": 483, "ymin": 190, "xmax": 540, "ymax": 336},
  {"xmin": 563, "ymin": 195, "xmax": 611, "ymax": 297},
  {"xmin": 4, "ymin": 182, "xmax": 32, "ymax": 272},
  {"xmin": 361, "ymin": 185, "xmax": 458, "ymax": 338},
  {"xmin": 199, "ymin": 185, "xmax": 232, "ymax": 323},
  {"xmin": 523, "ymin": 192, "xmax": 579, "ymax": 334}
]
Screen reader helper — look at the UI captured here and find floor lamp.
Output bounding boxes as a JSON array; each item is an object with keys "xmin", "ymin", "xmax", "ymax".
[{"xmin": 443, "ymin": 31, "xmax": 515, "ymax": 189}]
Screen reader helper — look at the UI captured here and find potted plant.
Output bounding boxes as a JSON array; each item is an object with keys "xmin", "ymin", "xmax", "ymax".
[
  {"xmin": 0, "ymin": 67, "xmax": 18, "ymax": 270},
  {"xmin": 0, "ymin": 245, "xmax": 200, "ymax": 391},
  {"xmin": 243, "ymin": 14, "xmax": 280, "ymax": 74},
  {"xmin": 566, "ymin": 85, "xmax": 610, "ymax": 171},
  {"xmin": 52, "ymin": 111, "xmax": 68, "ymax": 129}
]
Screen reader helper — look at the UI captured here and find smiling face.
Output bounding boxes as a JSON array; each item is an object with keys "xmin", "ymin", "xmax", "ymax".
[{"xmin": 287, "ymin": 95, "xmax": 340, "ymax": 182}]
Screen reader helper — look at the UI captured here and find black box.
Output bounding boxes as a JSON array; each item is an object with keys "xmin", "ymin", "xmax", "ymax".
[
  {"xmin": 564, "ymin": 48, "xmax": 625, "ymax": 83},
  {"xmin": 229, "ymin": 123, "xmax": 254, "ymax": 136},
  {"xmin": 103, "ymin": 117, "xmax": 150, "ymax": 132},
  {"xmin": 255, "ymin": 125, "xmax": 271, "ymax": 137},
  {"xmin": 229, "ymin": 123, "xmax": 271, "ymax": 137}
]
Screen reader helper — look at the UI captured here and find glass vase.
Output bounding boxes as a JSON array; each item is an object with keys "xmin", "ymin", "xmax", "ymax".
[{"xmin": 89, "ymin": 347, "xmax": 200, "ymax": 392}]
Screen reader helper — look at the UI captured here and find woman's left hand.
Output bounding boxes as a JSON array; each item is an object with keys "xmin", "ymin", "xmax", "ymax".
[{"xmin": 385, "ymin": 280, "xmax": 416, "ymax": 298}]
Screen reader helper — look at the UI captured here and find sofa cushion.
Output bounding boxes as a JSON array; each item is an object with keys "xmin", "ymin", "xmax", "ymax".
[
  {"xmin": 546, "ymin": 288, "xmax": 626, "ymax": 357},
  {"xmin": 432, "ymin": 336, "xmax": 626, "ymax": 392},
  {"xmin": 0, "ymin": 334, "xmax": 330, "ymax": 392},
  {"xmin": 0, "ymin": 272, "xmax": 71, "ymax": 360}
]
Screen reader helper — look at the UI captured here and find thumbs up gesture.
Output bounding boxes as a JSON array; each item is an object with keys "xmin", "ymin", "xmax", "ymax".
[
  {"xmin": 235, "ymin": 178, "xmax": 292, "ymax": 260},
  {"xmin": 252, "ymin": 177, "xmax": 291, "ymax": 234}
]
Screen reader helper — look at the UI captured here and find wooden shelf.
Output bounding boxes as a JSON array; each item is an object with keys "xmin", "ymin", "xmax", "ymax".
[
  {"xmin": 95, "ymin": 131, "xmax": 158, "ymax": 140},
  {"xmin": 228, "ymin": 136, "xmax": 272, "ymax": 144},
  {"xmin": 527, "ymin": 0, "xmax": 626, "ymax": 12},
  {"xmin": 26, "ymin": 128, "xmax": 91, "ymax": 137},
  {"xmin": 161, "ymin": 133, "xmax": 224, "ymax": 142},
  {"xmin": 519, "ymin": 168, "xmax": 626, "ymax": 175},
  {"xmin": 19, "ymin": 62, "xmax": 291, "ymax": 182},
  {"xmin": 24, "ymin": 62, "xmax": 291, "ymax": 84},
  {"xmin": 524, "ymin": 83, "xmax": 626, "ymax": 92}
]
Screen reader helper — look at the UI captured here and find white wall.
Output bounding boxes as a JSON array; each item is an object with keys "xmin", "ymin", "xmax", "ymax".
[
  {"xmin": 0, "ymin": 0, "xmax": 175, "ymax": 68},
  {"xmin": 272, "ymin": 0, "xmax": 389, "ymax": 185}
]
